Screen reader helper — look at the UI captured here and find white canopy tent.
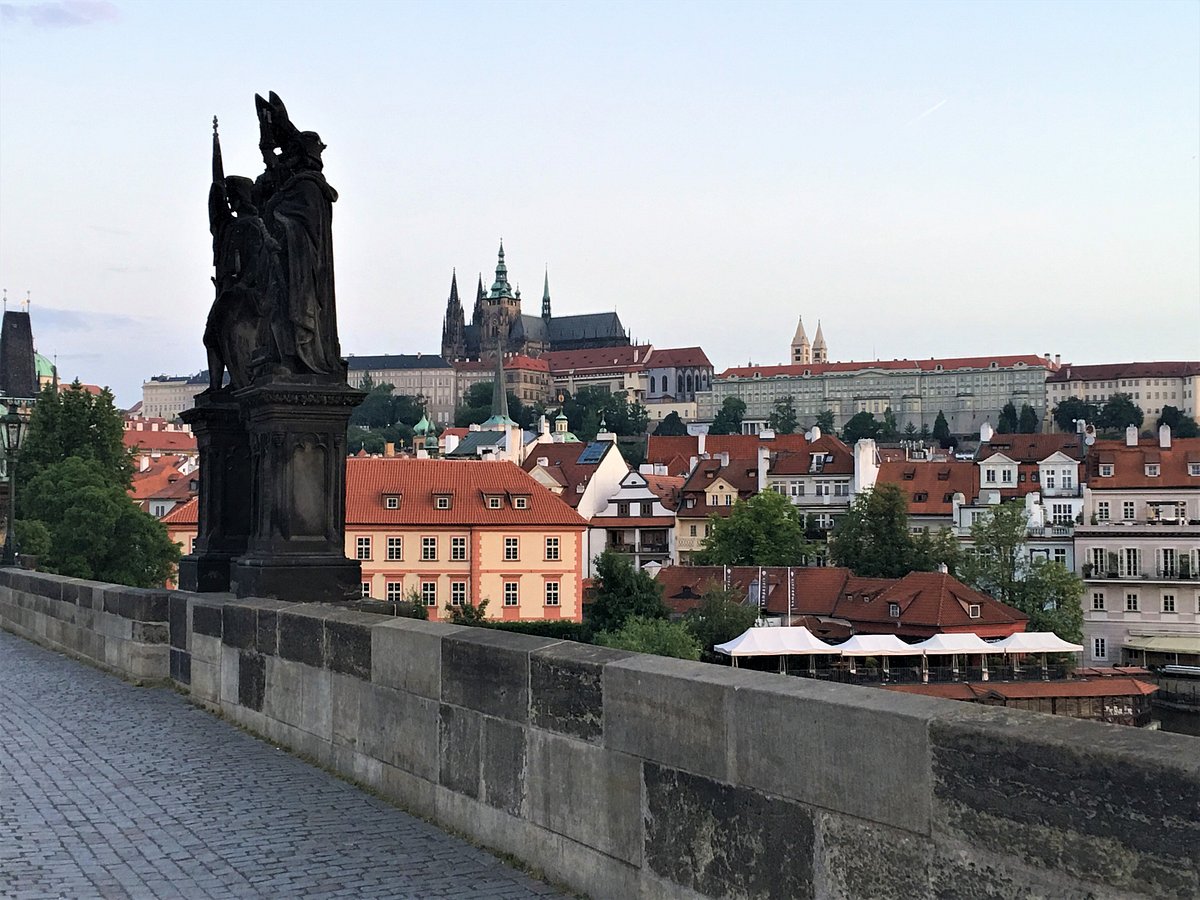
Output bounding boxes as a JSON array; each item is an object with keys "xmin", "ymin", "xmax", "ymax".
[
  {"xmin": 835, "ymin": 635, "xmax": 917, "ymax": 656},
  {"xmin": 989, "ymin": 632, "xmax": 1084, "ymax": 654},
  {"xmin": 907, "ymin": 633, "xmax": 996, "ymax": 655},
  {"xmin": 715, "ymin": 626, "xmax": 838, "ymax": 671}
]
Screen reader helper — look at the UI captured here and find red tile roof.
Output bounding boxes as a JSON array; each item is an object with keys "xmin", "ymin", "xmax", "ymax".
[
  {"xmin": 348, "ymin": 458, "xmax": 587, "ymax": 526},
  {"xmin": 1085, "ymin": 436, "xmax": 1200, "ymax": 490},
  {"xmin": 645, "ymin": 346, "xmax": 712, "ymax": 369},
  {"xmin": 162, "ymin": 497, "xmax": 198, "ymax": 525},
  {"xmin": 123, "ymin": 426, "xmax": 197, "ymax": 453},
  {"xmin": 522, "ymin": 442, "xmax": 624, "ymax": 509},
  {"xmin": 767, "ymin": 437, "xmax": 854, "ymax": 476},
  {"xmin": 543, "ymin": 345, "xmax": 652, "ymax": 374},
  {"xmin": 642, "ymin": 473, "xmax": 685, "ymax": 511},
  {"xmin": 876, "ymin": 461, "xmax": 978, "ymax": 516},
  {"xmin": 719, "ymin": 355, "xmax": 1054, "ymax": 379},
  {"xmin": 130, "ymin": 457, "xmax": 197, "ymax": 503},
  {"xmin": 1046, "ymin": 361, "xmax": 1200, "ymax": 383},
  {"xmin": 887, "ymin": 679, "xmax": 1158, "ymax": 700},
  {"xmin": 978, "ymin": 435, "xmax": 1082, "ymax": 464},
  {"xmin": 646, "ymin": 432, "xmax": 823, "ymax": 465},
  {"xmin": 455, "ymin": 354, "xmax": 549, "ymax": 373}
]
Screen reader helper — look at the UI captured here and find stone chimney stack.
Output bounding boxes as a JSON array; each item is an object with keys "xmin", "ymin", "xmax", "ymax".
[
  {"xmin": 757, "ymin": 444, "xmax": 770, "ymax": 492},
  {"xmin": 1159, "ymin": 424, "xmax": 1172, "ymax": 449},
  {"xmin": 1125, "ymin": 425, "xmax": 1138, "ymax": 447}
]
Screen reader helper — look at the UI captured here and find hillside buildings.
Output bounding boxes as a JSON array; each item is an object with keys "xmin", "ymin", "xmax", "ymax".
[{"xmin": 1046, "ymin": 361, "xmax": 1200, "ymax": 421}]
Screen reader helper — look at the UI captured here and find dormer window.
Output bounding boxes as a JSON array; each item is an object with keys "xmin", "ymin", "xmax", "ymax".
[
  {"xmin": 384, "ymin": 495, "xmax": 400, "ymax": 510},
  {"xmin": 513, "ymin": 496, "xmax": 528, "ymax": 509},
  {"xmin": 888, "ymin": 603, "xmax": 900, "ymax": 617},
  {"xmin": 435, "ymin": 495, "xmax": 452, "ymax": 510},
  {"xmin": 968, "ymin": 604, "xmax": 981, "ymax": 619},
  {"xmin": 486, "ymin": 496, "xmax": 502, "ymax": 509},
  {"xmin": 1145, "ymin": 464, "xmax": 1159, "ymax": 477},
  {"xmin": 1099, "ymin": 464, "xmax": 1114, "ymax": 477},
  {"xmin": 1189, "ymin": 463, "xmax": 1200, "ymax": 476}
]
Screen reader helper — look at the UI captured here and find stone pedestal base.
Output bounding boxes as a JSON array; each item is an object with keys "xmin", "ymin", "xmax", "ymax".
[
  {"xmin": 229, "ymin": 379, "xmax": 364, "ymax": 603},
  {"xmin": 179, "ymin": 391, "xmax": 251, "ymax": 592}
]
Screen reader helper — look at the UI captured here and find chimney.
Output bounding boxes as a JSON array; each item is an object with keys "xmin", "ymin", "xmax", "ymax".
[
  {"xmin": 1125, "ymin": 425, "xmax": 1138, "ymax": 447},
  {"xmin": 139, "ymin": 455, "xmax": 150, "ymax": 473},
  {"xmin": 1159, "ymin": 424, "xmax": 1172, "ymax": 449},
  {"xmin": 1054, "ymin": 354, "xmax": 1061, "ymax": 366},
  {"xmin": 719, "ymin": 452, "xmax": 730, "ymax": 466},
  {"xmin": 697, "ymin": 432, "xmax": 706, "ymax": 456},
  {"xmin": 757, "ymin": 444, "xmax": 770, "ymax": 492},
  {"xmin": 979, "ymin": 422, "xmax": 994, "ymax": 444},
  {"xmin": 384, "ymin": 442, "xmax": 395, "ymax": 458},
  {"xmin": 655, "ymin": 463, "xmax": 667, "ymax": 476}
]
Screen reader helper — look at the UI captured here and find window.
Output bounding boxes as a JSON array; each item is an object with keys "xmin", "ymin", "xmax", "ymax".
[
  {"xmin": 1093, "ymin": 637, "xmax": 1107, "ymax": 660},
  {"xmin": 356, "ymin": 536, "xmax": 372, "ymax": 560},
  {"xmin": 450, "ymin": 581, "xmax": 466, "ymax": 606},
  {"xmin": 641, "ymin": 501, "xmax": 653, "ymax": 516},
  {"xmin": 1163, "ymin": 594, "xmax": 1176, "ymax": 613},
  {"xmin": 618, "ymin": 502, "xmax": 630, "ymax": 517},
  {"xmin": 888, "ymin": 602, "xmax": 901, "ymax": 617},
  {"xmin": 1161, "ymin": 548, "xmax": 1177, "ymax": 577},
  {"xmin": 689, "ymin": 524, "xmax": 697, "ymax": 537},
  {"xmin": 504, "ymin": 537, "xmax": 520, "ymax": 561},
  {"xmin": 968, "ymin": 604, "xmax": 981, "ymax": 619},
  {"xmin": 361, "ymin": 582, "xmax": 371, "ymax": 598},
  {"xmin": 1122, "ymin": 501, "xmax": 1135, "ymax": 521},
  {"xmin": 545, "ymin": 536, "xmax": 560, "ymax": 561},
  {"xmin": 503, "ymin": 581, "xmax": 519, "ymax": 606},
  {"xmin": 985, "ymin": 469, "xmax": 996, "ymax": 483},
  {"xmin": 386, "ymin": 537, "xmax": 403, "ymax": 561},
  {"xmin": 1053, "ymin": 548, "xmax": 1068, "ymax": 565},
  {"xmin": 385, "ymin": 496, "xmax": 399, "ymax": 509},
  {"xmin": 514, "ymin": 496, "xmax": 528, "ymax": 509},
  {"xmin": 1044, "ymin": 471, "xmax": 1056, "ymax": 490},
  {"xmin": 422, "ymin": 537, "xmax": 437, "ymax": 561},
  {"xmin": 544, "ymin": 582, "xmax": 560, "ymax": 606},
  {"xmin": 834, "ymin": 482, "xmax": 850, "ymax": 497},
  {"xmin": 421, "ymin": 582, "xmax": 437, "ymax": 606},
  {"xmin": 487, "ymin": 496, "xmax": 502, "ymax": 509},
  {"xmin": 1099, "ymin": 464, "xmax": 1113, "ymax": 477},
  {"xmin": 1052, "ymin": 503, "xmax": 1073, "ymax": 525},
  {"xmin": 1189, "ymin": 463, "xmax": 1200, "ymax": 476},
  {"xmin": 1001, "ymin": 469, "xmax": 1013, "ymax": 484},
  {"xmin": 1122, "ymin": 547, "xmax": 1140, "ymax": 577},
  {"xmin": 1125, "ymin": 593, "xmax": 1139, "ymax": 612},
  {"xmin": 1145, "ymin": 464, "xmax": 1159, "ymax": 477},
  {"xmin": 1097, "ymin": 502, "xmax": 1109, "ymax": 521},
  {"xmin": 435, "ymin": 495, "xmax": 451, "ymax": 510},
  {"xmin": 724, "ymin": 494, "xmax": 732, "ymax": 506},
  {"xmin": 386, "ymin": 581, "xmax": 403, "ymax": 602},
  {"xmin": 451, "ymin": 536, "xmax": 466, "ymax": 561},
  {"xmin": 1092, "ymin": 591, "xmax": 1105, "ymax": 611}
]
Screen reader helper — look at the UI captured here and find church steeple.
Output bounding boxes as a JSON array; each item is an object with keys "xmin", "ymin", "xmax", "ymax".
[
  {"xmin": 812, "ymin": 320, "xmax": 828, "ymax": 364},
  {"xmin": 440, "ymin": 269, "xmax": 466, "ymax": 360},
  {"xmin": 790, "ymin": 316, "xmax": 811, "ymax": 365},
  {"xmin": 472, "ymin": 273, "xmax": 484, "ymax": 326},
  {"xmin": 489, "ymin": 240, "xmax": 513, "ymax": 299},
  {"xmin": 541, "ymin": 268, "xmax": 551, "ymax": 320}
]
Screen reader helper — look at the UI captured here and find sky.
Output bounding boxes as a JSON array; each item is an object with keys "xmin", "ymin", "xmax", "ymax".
[{"xmin": 1, "ymin": 0, "xmax": 1197, "ymax": 408}]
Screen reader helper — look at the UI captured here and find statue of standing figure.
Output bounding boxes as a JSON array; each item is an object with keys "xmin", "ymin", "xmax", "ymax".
[{"xmin": 205, "ymin": 92, "xmax": 344, "ymax": 391}]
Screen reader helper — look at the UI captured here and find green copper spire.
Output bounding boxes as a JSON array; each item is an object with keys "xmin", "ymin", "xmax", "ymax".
[
  {"xmin": 483, "ymin": 340, "xmax": 517, "ymax": 428},
  {"xmin": 489, "ymin": 239, "xmax": 513, "ymax": 299}
]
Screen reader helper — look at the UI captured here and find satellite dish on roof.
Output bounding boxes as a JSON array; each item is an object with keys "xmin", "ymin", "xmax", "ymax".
[
  {"xmin": 804, "ymin": 429, "xmax": 814, "ymax": 441},
  {"xmin": 1085, "ymin": 434, "xmax": 1096, "ymax": 446}
]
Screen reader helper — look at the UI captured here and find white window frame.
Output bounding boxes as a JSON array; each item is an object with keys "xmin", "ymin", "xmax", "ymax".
[
  {"xmin": 385, "ymin": 496, "xmax": 399, "ymax": 510},
  {"xmin": 545, "ymin": 536, "xmax": 560, "ymax": 561},
  {"xmin": 386, "ymin": 581, "xmax": 403, "ymax": 602},
  {"xmin": 435, "ymin": 495, "xmax": 451, "ymax": 510},
  {"xmin": 544, "ymin": 581, "xmax": 560, "ymax": 606},
  {"xmin": 1125, "ymin": 592, "xmax": 1139, "ymax": 612},
  {"xmin": 1093, "ymin": 637, "xmax": 1107, "ymax": 660},
  {"xmin": 356, "ymin": 536, "xmax": 372, "ymax": 561},
  {"xmin": 361, "ymin": 582, "xmax": 371, "ymax": 598},
  {"xmin": 450, "ymin": 536, "xmax": 467, "ymax": 561},
  {"xmin": 1091, "ymin": 591, "xmax": 1105, "ymax": 611},
  {"xmin": 450, "ymin": 581, "xmax": 466, "ymax": 606},
  {"xmin": 503, "ymin": 581, "xmax": 519, "ymax": 606},
  {"xmin": 421, "ymin": 536, "xmax": 437, "ymax": 561},
  {"xmin": 421, "ymin": 581, "xmax": 437, "ymax": 606},
  {"xmin": 386, "ymin": 536, "xmax": 403, "ymax": 561},
  {"xmin": 504, "ymin": 537, "xmax": 520, "ymax": 561},
  {"xmin": 487, "ymin": 496, "xmax": 502, "ymax": 509}
]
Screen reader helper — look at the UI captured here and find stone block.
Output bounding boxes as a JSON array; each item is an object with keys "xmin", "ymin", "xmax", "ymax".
[
  {"xmin": 101, "ymin": 587, "xmax": 131, "ymax": 619},
  {"xmin": 126, "ymin": 588, "xmax": 169, "ymax": 622},
  {"xmin": 930, "ymin": 705, "xmax": 1200, "ymax": 898},
  {"xmin": 438, "ymin": 703, "xmax": 482, "ymax": 799},
  {"xmin": 190, "ymin": 658, "xmax": 219, "ymax": 703},
  {"xmin": 356, "ymin": 682, "xmax": 439, "ymax": 782},
  {"xmin": 278, "ymin": 608, "xmax": 326, "ymax": 667},
  {"xmin": 238, "ymin": 651, "xmax": 266, "ymax": 711},
  {"xmin": 257, "ymin": 608, "xmax": 279, "ymax": 656},
  {"xmin": 379, "ymin": 759, "xmax": 438, "ymax": 821},
  {"xmin": 221, "ymin": 644, "xmax": 239, "ymax": 703},
  {"xmin": 190, "ymin": 632, "xmax": 222, "ymax": 667},
  {"xmin": 815, "ymin": 811, "xmax": 932, "ymax": 900},
  {"xmin": 733, "ymin": 675, "xmax": 939, "ymax": 835},
  {"xmin": 132, "ymin": 621, "xmax": 168, "ymax": 644},
  {"xmin": 643, "ymin": 762, "xmax": 816, "ymax": 900},
  {"xmin": 605, "ymin": 654, "xmax": 759, "ymax": 781},
  {"xmin": 481, "ymin": 717, "xmax": 526, "ymax": 817},
  {"xmin": 325, "ymin": 611, "xmax": 375, "ymax": 679},
  {"xmin": 441, "ymin": 628, "xmax": 560, "ymax": 723},
  {"xmin": 127, "ymin": 643, "xmax": 168, "ymax": 680},
  {"xmin": 530, "ymin": 642, "xmax": 633, "ymax": 742},
  {"xmin": 191, "ymin": 601, "xmax": 223, "ymax": 638},
  {"xmin": 263, "ymin": 655, "xmax": 332, "ymax": 740},
  {"xmin": 168, "ymin": 593, "xmax": 188, "ymax": 650},
  {"xmin": 371, "ymin": 617, "xmax": 465, "ymax": 699},
  {"xmin": 170, "ymin": 648, "xmax": 191, "ymax": 684},
  {"xmin": 222, "ymin": 604, "xmax": 257, "ymax": 650},
  {"xmin": 527, "ymin": 730, "xmax": 641, "ymax": 866}
]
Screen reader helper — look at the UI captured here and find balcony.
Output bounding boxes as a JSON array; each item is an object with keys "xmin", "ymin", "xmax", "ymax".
[{"xmin": 1027, "ymin": 525, "xmax": 1073, "ymax": 538}]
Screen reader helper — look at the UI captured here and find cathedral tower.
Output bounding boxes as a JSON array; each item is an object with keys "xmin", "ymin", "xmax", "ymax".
[
  {"xmin": 440, "ymin": 271, "xmax": 466, "ymax": 360},
  {"xmin": 791, "ymin": 316, "xmax": 811, "ymax": 365},
  {"xmin": 812, "ymin": 320, "xmax": 828, "ymax": 364},
  {"xmin": 480, "ymin": 241, "xmax": 522, "ymax": 358}
]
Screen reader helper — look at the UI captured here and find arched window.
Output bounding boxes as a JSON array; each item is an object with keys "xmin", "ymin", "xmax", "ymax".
[
  {"xmin": 677, "ymin": 375, "xmax": 683, "ymax": 394},
  {"xmin": 686, "ymin": 372, "xmax": 694, "ymax": 393}
]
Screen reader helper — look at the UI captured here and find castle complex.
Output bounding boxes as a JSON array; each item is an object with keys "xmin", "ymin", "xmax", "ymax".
[{"xmin": 440, "ymin": 242, "xmax": 630, "ymax": 360}]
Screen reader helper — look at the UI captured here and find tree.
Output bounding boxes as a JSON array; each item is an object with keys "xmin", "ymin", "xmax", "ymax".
[
  {"xmin": 841, "ymin": 411, "xmax": 880, "ymax": 443},
  {"xmin": 392, "ymin": 394, "xmax": 426, "ymax": 428},
  {"xmin": 560, "ymin": 386, "xmax": 647, "ymax": 440},
  {"xmin": 768, "ymin": 396, "xmax": 798, "ymax": 434},
  {"xmin": 1051, "ymin": 396, "xmax": 1096, "ymax": 433},
  {"xmin": 694, "ymin": 490, "xmax": 811, "ymax": 566},
  {"xmin": 20, "ymin": 383, "xmax": 132, "ymax": 491},
  {"xmin": 709, "ymin": 397, "xmax": 746, "ymax": 435},
  {"xmin": 957, "ymin": 500, "xmax": 1083, "ymax": 640},
  {"xmin": 1096, "ymin": 393, "xmax": 1143, "ymax": 433},
  {"xmin": 1157, "ymin": 406, "xmax": 1199, "ymax": 438},
  {"xmin": 932, "ymin": 411, "xmax": 952, "ymax": 448},
  {"xmin": 447, "ymin": 598, "xmax": 490, "ymax": 624},
  {"xmin": 880, "ymin": 407, "xmax": 899, "ymax": 442},
  {"xmin": 903, "ymin": 421, "xmax": 918, "ymax": 438},
  {"xmin": 996, "ymin": 402, "xmax": 1018, "ymax": 434},
  {"xmin": 595, "ymin": 616, "xmax": 700, "ymax": 660},
  {"xmin": 350, "ymin": 382, "xmax": 398, "ymax": 429},
  {"xmin": 909, "ymin": 526, "xmax": 961, "ymax": 575},
  {"xmin": 815, "ymin": 409, "xmax": 835, "ymax": 433},
  {"xmin": 586, "ymin": 550, "xmax": 668, "ymax": 635},
  {"xmin": 683, "ymin": 587, "xmax": 759, "ymax": 662},
  {"xmin": 1017, "ymin": 403, "xmax": 1039, "ymax": 434},
  {"xmin": 828, "ymin": 483, "xmax": 915, "ymax": 578},
  {"xmin": 653, "ymin": 411, "xmax": 688, "ymax": 436}
]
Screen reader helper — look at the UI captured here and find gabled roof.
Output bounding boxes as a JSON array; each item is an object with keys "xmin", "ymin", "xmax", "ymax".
[
  {"xmin": 162, "ymin": 496, "xmax": 198, "ymax": 525},
  {"xmin": 547, "ymin": 312, "xmax": 627, "ymax": 345},
  {"xmin": 718, "ymin": 354, "xmax": 1053, "ymax": 379},
  {"xmin": 978, "ymin": 434, "xmax": 1082, "ymax": 464},
  {"xmin": 522, "ymin": 441, "xmax": 624, "ymax": 509},
  {"xmin": 1046, "ymin": 361, "xmax": 1200, "ymax": 383},
  {"xmin": 876, "ymin": 460, "xmax": 978, "ymax": 516},
  {"xmin": 642, "ymin": 473, "xmax": 685, "ymax": 511},
  {"xmin": 1085, "ymin": 436, "xmax": 1200, "ymax": 489},
  {"xmin": 346, "ymin": 458, "xmax": 587, "ymax": 526},
  {"xmin": 130, "ymin": 456, "xmax": 197, "ymax": 504},
  {"xmin": 767, "ymin": 437, "xmax": 854, "ymax": 476},
  {"xmin": 543, "ymin": 344, "xmax": 651, "ymax": 374},
  {"xmin": 645, "ymin": 346, "xmax": 712, "ymax": 369},
  {"xmin": 646, "ymin": 432, "xmax": 824, "ymax": 465}
]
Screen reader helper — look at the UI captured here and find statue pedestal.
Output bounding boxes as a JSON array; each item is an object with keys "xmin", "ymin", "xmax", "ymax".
[
  {"xmin": 229, "ymin": 380, "xmax": 365, "ymax": 603},
  {"xmin": 178, "ymin": 391, "xmax": 251, "ymax": 592}
]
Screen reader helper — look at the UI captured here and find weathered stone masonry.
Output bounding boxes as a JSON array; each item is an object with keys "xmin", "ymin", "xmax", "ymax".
[{"xmin": 2, "ymin": 568, "xmax": 1197, "ymax": 900}]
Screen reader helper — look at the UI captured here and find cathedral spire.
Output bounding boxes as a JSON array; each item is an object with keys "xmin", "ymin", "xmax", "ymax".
[
  {"xmin": 473, "ymin": 273, "xmax": 485, "ymax": 325},
  {"xmin": 812, "ymin": 320, "xmax": 827, "ymax": 363},
  {"xmin": 489, "ymin": 239, "xmax": 513, "ymax": 299},
  {"xmin": 492, "ymin": 343, "xmax": 509, "ymax": 421},
  {"xmin": 440, "ymin": 269, "xmax": 466, "ymax": 360},
  {"xmin": 790, "ymin": 316, "xmax": 811, "ymax": 365},
  {"xmin": 541, "ymin": 268, "xmax": 551, "ymax": 320}
]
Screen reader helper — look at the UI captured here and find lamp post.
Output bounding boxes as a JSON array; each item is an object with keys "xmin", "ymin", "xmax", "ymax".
[{"xmin": 2, "ymin": 403, "xmax": 28, "ymax": 567}]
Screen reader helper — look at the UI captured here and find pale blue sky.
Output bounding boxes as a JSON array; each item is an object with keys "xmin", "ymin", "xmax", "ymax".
[{"xmin": 1, "ymin": 0, "xmax": 1197, "ymax": 406}]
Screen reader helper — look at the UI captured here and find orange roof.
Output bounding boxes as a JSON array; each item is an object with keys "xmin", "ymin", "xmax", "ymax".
[
  {"xmin": 123, "ymin": 429, "xmax": 197, "ymax": 453},
  {"xmin": 877, "ymin": 460, "xmax": 978, "ymax": 516},
  {"xmin": 645, "ymin": 346, "xmax": 712, "ymax": 369},
  {"xmin": 544, "ymin": 345, "xmax": 651, "ymax": 373},
  {"xmin": 887, "ymin": 679, "xmax": 1158, "ymax": 700},
  {"xmin": 718, "ymin": 354, "xmax": 1053, "ymax": 379},
  {"xmin": 643, "ymin": 473, "xmax": 685, "ymax": 510},
  {"xmin": 522, "ymin": 442, "xmax": 624, "ymax": 509},
  {"xmin": 455, "ymin": 354, "xmax": 549, "ymax": 373},
  {"xmin": 347, "ymin": 458, "xmax": 587, "ymax": 527},
  {"xmin": 646, "ymin": 432, "xmax": 824, "ymax": 465},
  {"xmin": 1086, "ymin": 436, "xmax": 1200, "ymax": 489},
  {"xmin": 162, "ymin": 497, "xmax": 198, "ymax": 525},
  {"xmin": 130, "ymin": 457, "xmax": 197, "ymax": 502}
]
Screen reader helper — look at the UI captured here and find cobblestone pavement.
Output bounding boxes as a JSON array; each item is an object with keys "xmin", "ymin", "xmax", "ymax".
[{"xmin": 0, "ymin": 630, "xmax": 568, "ymax": 899}]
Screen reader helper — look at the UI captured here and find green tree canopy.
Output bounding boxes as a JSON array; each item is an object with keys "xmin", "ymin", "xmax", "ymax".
[
  {"xmin": 19, "ymin": 383, "xmax": 132, "ymax": 490},
  {"xmin": 694, "ymin": 490, "xmax": 811, "ymax": 566},
  {"xmin": 595, "ymin": 616, "xmax": 700, "ymax": 660},
  {"xmin": 828, "ymin": 483, "xmax": 956, "ymax": 578},
  {"xmin": 880, "ymin": 407, "xmax": 899, "ymax": 442},
  {"xmin": 709, "ymin": 397, "xmax": 747, "ymax": 435},
  {"xmin": 683, "ymin": 587, "xmax": 759, "ymax": 662},
  {"xmin": 1051, "ymin": 396, "xmax": 1096, "ymax": 433},
  {"xmin": 1017, "ymin": 403, "xmax": 1039, "ymax": 434},
  {"xmin": 586, "ymin": 549, "xmax": 668, "ymax": 635},
  {"xmin": 932, "ymin": 410, "xmax": 952, "ymax": 448},
  {"xmin": 996, "ymin": 401, "xmax": 1018, "ymax": 434},
  {"xmin": 957, "ymin": 500, "xmax": 1083, "ymax": 640},
  {"xmin": 350, "ymin": 382, "xmax": 398, "ymax": 429},
  {"xmin": 841, "ymin": 411, "xmax": 881, "ymax": 443},
  {"xmin": 1096, "ymin": 393, "xmax": 1143, "ymax": 433},
  {"xmin": 815, "ymin": 409, "xmax": 835, "ymax": 433},
  {"xmin": 559, "ymin": 387, "xmax": 647, "ymax": 440},
  {"xmin": 1156, "ymin": 405, "xmax": 1199, "ymax": 438},
  {"xmin": 767, "ymin": 396, "xmax": 798, "ymax": 434},
  {"xmin": 653, "ymin": 411, "xmax": 688, "ymax": 436}
]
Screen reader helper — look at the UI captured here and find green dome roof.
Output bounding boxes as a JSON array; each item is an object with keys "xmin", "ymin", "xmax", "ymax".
[
  {"xmin": 35, "ymin": 352, "xmax": 55, "ymax": 378},
  {"xmin": 414, "ymin": 414, "xmax": 432, "ymax": 435}
]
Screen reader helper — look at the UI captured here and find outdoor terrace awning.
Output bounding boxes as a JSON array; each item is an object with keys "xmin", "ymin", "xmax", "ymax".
[
  {"xmin": 989, "ymin": 632, "xmax": 1083, "ymax": 654},
  {"xmin": 907, "ymin": 633, "xmax": 996, "ymax": 655},
  {"xmin": 714, "ymin": 626, "xmax": 839, "ymax": 657},
  {"xmin": 1123, "ymin": 635, "xmax": 1200, "ymax": 655},
  {"xmin": 833, "ymin": 635, "xmax": 917, "ymax": 657}
]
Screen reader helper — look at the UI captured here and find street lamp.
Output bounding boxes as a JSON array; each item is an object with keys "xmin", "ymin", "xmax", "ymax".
[{"xmin": 2, "ymin": 403, "xmax": 29, "ymax": 567}]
